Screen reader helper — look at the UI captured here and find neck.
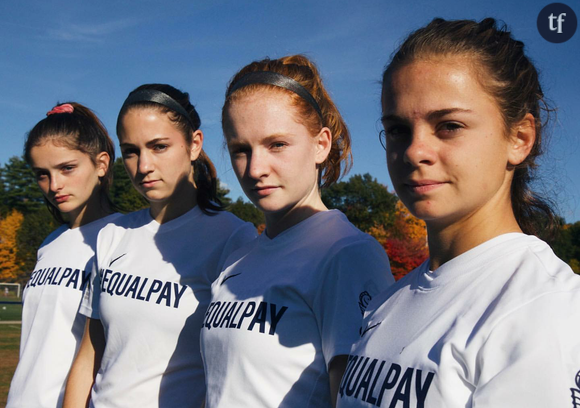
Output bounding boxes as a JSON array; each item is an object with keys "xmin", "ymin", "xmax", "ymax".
[
  {"xmin": 68, "ymin": 196, "xmax": 112, "ymax": 229},
  {"xmin": 264, "ymin": 188, "xmax": 327, "ymax": 239},
  {"xmin": 150, "ymin": 184, "xmax": 198, "ymax": 224}
]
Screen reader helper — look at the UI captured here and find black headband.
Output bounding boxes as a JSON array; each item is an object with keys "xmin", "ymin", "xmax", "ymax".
[
  {"xmin": 121, "ymin": 89, "xmax": 196, "ymax": 129},
  {"xmin": 227, "ymin": 71, "xmax": 323, "ymax": 121}
]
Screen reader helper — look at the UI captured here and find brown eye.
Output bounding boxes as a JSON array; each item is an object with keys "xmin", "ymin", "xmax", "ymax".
[
  {"xmin": 438, "ymin": 122, "xmax": 464, "ymax": 136},
  {"xmin": 385, "ymin": 125, "xmax": 410, "ymax": 141},
  {"xmin": 121, "ymin": 148, "xmax": 138, "ymax": 159},
  {"xmin": 35, "ymin": 172, "xmax": 48, "ymax": 181},
  {"xmin": 153, "ymin": 144, "xmax": 168, "ymax": 152},
  {"xmin": 229, "ymin": 146, "xmax": 249, "ymax": 157}
]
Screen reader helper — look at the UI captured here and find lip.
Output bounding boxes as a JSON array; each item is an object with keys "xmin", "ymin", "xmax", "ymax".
[
  {"xmin": 404, "ymin": 179, "xmax": 447, "ymax": 194},
  {"xmin": 54, "ymin": 195, "xmax": 70, "ymax": 203},
  {"xmin": 252, "ymin": 186, "xmax": 279, "ymax": 197},
  {"xmin": 140, "ymin": 180, "xmax": 160, "ymax": 188}
]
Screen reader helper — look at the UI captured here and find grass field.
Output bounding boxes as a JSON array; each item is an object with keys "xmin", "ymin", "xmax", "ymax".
[
  {"xmin": 0, "ymin": 324, "xmax": 20, "ymax": 408},
  {"xmin": 0, "ymin": 302, "xmax": 21, "ymax": 407},
  {"xmin": 0, "ymin": 303, "xmax": 22, "ymax": 322}
]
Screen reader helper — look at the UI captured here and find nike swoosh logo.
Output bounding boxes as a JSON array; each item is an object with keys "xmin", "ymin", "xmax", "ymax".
[
  {"xmin": 360, "ymin": 322, "xmax": 381, "ymax": 337},
  {"xmin": 221, "ymin": 273, "xmax": 242, "ymax": 285},
  {"xmin": 109, "ymin": 253, "xmax": 127, "ymax": 267}
]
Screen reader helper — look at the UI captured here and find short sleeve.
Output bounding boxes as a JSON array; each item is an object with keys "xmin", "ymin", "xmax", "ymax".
[
  {"xmin": 314, "ymin": 236, "xmax": 394, "ymax": 367},
  {"xmin": 79, "ymin": 256, "xmax": 101, "ymax": 319},
  {"xmin": 474, "ymin": 290, "xmax": 580, "ymax": 407}
]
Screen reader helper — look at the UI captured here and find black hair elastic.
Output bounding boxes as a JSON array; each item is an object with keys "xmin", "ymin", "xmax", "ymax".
[
  {"xmin": 227, "ymin": 71, "xmax": 323, "ymax": 121},
  {"xmin": 121, "ymin": 89, "xmax": 196, "ymax": 129}
]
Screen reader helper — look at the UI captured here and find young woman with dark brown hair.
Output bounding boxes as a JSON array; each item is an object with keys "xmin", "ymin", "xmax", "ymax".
[
  {"xmin": 64, "ymin": 84, "xmax": 256, "ymax": 408},
  {"xmin": 8, "ymin": 102, "xmax": 120, "ymax": 408},
  {"xmin": 337, "ymin": 18, "xmax": 580, "ymax": 408}
]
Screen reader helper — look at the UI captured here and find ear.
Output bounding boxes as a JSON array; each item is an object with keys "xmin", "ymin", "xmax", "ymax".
[
  {"xmin": 507, "ymin": 113, "xmax": 536, "ymax": 166},
  {"xmin": 314, "ymin": 127, "xmax": 332, "ymax": 165},
  {"xmin": 189, "ymin": 130, "xmax": 204, "ymax": 161},
  {"xmin": 95, "ymin": 152, "xmax": 110, "ymax": 178}
]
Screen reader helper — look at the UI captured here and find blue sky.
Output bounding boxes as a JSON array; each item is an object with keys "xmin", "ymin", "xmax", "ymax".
[{"xmin": 1, "ymin": 0, "xmax": 579, "ymax": 222}]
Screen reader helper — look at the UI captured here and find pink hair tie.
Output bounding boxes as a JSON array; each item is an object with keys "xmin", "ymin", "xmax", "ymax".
[{"xmin": 46, "ymin": 103, "xmax": 74, "ymax": 116}]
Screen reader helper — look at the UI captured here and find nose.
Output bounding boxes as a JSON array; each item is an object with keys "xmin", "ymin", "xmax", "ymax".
[
  {"xmin": 49, "ymin": 173, "xmax": 63, "ymax": 193},
  {"xmin": 138, "ymin": 151, "xmax": 154, "ymax": 175},
  {"xmin": 247, "ymin": 150, "xmax": 269, "ymax": 180},
  {"xmin": 402, "ymin": 127, "xmax": 437, "ymax": 167}
]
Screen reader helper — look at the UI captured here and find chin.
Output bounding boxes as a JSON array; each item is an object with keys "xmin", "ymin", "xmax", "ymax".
[
  {"xmin": 403, "ymin": 201, "xmax": 439, "ymax": 221},
  {"xmin": 253, "ymin": 201, "xmax": 281, "ymax": 215},
  {"xmin": 56, "ymin": 202, "xmax": 75, "ymax": 213}
]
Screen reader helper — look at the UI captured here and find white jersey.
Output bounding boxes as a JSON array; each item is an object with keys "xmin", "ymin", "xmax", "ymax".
[
  {"xmin": 337, "ymin": 233, "xmax": 580, "ymax": 408},
  {"xmin": 80, "ymin": 207, "xmax": 256, "ymax": 408},
  {"xmin": 7, "ymin": 213, "xmax": 121, "ymax": 408},
  {"xmin": 201, "ymin": 210, "xmax": 394, "ymax": 408}
]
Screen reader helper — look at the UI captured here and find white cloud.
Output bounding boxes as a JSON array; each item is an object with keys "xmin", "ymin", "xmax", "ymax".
[{"xmin": 46, "ymin": 18, "xmax": 139, "ymax": 43}]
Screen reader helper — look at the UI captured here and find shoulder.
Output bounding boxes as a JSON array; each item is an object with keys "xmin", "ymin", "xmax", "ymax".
[
  {"xmin": 100, "ymin": 209, "xmax": 148, "ymax": 232},
  {"xmin": 313, "ymin": 212, "xmax": 394, "ymax": 289},
  {"xmin": 497, "ymin": 234, "xmax": 580, "ymax": 296},
  {"xmin": 320, "ymin": 211, "xmax": 387, "ymax": 262},
  {"xmin": 39, "ymin": 224, "xmax": 69, "ymax": 247},
  {"xmin": 303, "ymin": 210, "xmax": 380, "ymax": 250},
  {"xmin": 203, "ymin": 210, "xmax": 255, "ymax": 231},
  {"xmin": 460, "ymin": 235, "xmax": 580, "ymax": 344},
  {"xmin": 195, "ymin": 211, "xmax": 257, "ymax": 246},
  {"xmin": 96, "ymin": 210, "xmax": 149, "ymax": 248}
]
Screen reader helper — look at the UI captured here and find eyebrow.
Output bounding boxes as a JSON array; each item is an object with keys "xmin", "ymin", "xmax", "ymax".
[
  {"xmin": 227, "ymin": 133, "xmax": 293, "ymax": 149},
  {"xmin": 31, "ymin": 160, "xmax": 78, "ymax": 172},
  {"xmin": 120, "ymin": 137, "xmax": 170, "ymax": 149},
  {"xmin": 381, "ymin": 108, "xmax": 473, "ymax": 123},
  {"xmin": 261, "ymin": 134, "xmax": 292, "ymax": 143},
  {"xmin": 427, "ymin": 108, "xmax": 472, "ymax": 120}
]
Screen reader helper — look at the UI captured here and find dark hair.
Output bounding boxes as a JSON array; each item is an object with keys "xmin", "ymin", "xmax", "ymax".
[
  {"xmin": 24, "ymin": 102, "xmax": 115, "ymax": 224},
  {"xmin": 117, "ymin": 83, "xmax": 222, "ymax": 214},
  {"xmin": 382, "ymin": 18, "xmax": 557, "ymax": 239},
  {"xmin": 222, "ymin": 55, "xmax": 352, "ymax": 188}
]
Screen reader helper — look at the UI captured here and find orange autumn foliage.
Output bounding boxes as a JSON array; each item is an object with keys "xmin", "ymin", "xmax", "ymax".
[
  {"xmin": 368, "ymin": 201, "xmax": 428, "ymax": 280},
  {"xmin": 0, "ymin": 209, "xmax": 24, "ymax": 281}
]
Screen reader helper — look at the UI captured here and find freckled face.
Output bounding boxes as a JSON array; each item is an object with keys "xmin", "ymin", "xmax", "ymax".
[
  {"xmin": 223, "ymin": 90, "xmax": 326, "ymax": 221},
  {"xmin": 383, "ymin": 58, "xmax": 514, "ymax": 228},
  {"xmin": 119, "ymin": 108, "xmax": 198, "ymax": 206},
  {"xmin": 29, "ymin": 141, "xmax": 105, "ymax": 219}
]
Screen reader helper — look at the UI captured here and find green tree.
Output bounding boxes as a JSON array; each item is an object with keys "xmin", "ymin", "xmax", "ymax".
[
  {"xmin": 216, "ymin": 181, "xmax": 263, "ymax": 227},
  {"xmin": 216, "ymin": 180, "xmax": 232, "ymax": 208},
  {"xmin": 0, "ymin": 167, "xmax": 8, "ymax": 216},
  {"xmin": 1, "ymin": 156, "xmax": 44, "ymax": 213},
  {"xmin": 321, "ymin": 173, "xmax": 397, "ymax": 232},
  {"xmin": 227, "ymin": 197, "xmax": 265, "ymax": 228},
  {"xmin": 109, "ymin": 158, "xmax": 149, "ymax": 213},
  {"xmin": 16, "ymin": 207, "xmax": 59, "ymax": 283},
  {"xmin": 553, "ymin": 220, "xmax": 580, "ymax": 257}
]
